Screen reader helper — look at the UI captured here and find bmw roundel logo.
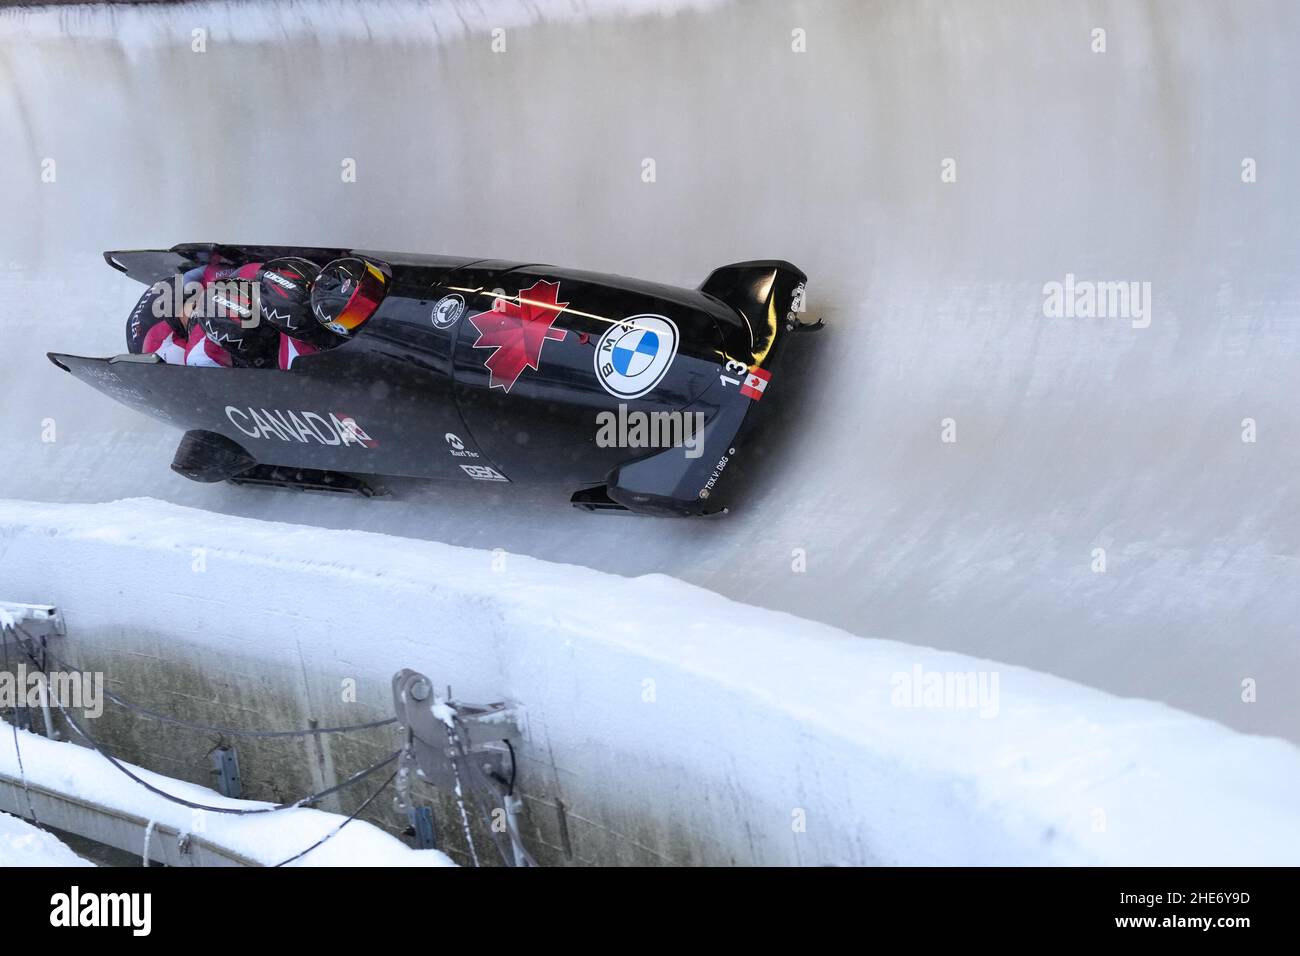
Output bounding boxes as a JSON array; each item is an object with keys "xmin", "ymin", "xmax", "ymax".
[
  {"xmin": 432, "ymin": 293, "xmax": 466, "ymax": 329},
  {"xmin": 594, "ymin": 314, "xmax": 678, "ymax": 399}
]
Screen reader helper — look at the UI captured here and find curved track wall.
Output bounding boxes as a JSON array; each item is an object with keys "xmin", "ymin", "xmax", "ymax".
[{"xmin": 0, "ymin": 0, "xmax": 1296, "ymax": 742}]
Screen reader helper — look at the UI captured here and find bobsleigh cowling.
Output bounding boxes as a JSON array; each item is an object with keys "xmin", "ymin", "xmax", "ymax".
[{"xmin": 50, "ymin": 242, "xmax": 814, "ymax": 516}]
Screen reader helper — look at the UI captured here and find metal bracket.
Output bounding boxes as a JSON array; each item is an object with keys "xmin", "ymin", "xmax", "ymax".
[
  {"xmin": 210, "ymin": 747, "xmax": 243, "ymax": 800},
  {"xmin": 0, "ymin": 603, "xmax": 66, "ymax": 641},
  {"xmin": 406, "ymin": 806, "xmax": 437, "ymax": 850},
  {"xmin": 391, "ymin": 669, "xmax": 536, "ymax": 865},
  {"xmin": 1, "ymin": 603, "xmax": 66, "ymax": 740},
  {"xmin": 787, "ymin": 316, "xmax": 825, "ymax": 332},
  {"xmin": 391, "ymin": 669, "xmax": 523, "ymax": 796}
]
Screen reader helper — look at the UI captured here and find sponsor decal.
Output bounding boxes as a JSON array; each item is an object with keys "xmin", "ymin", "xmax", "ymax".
[
  {"xmin": 444, "ymin": 432, "xmax": 480, "ymax": 458},
  {"xmin": 468, "ymin": 279, "xmax": 569, "ymax": 392},
  {"xmin": 129, "ymin": 288, "xmax": 161, "ymax": 343},
  {"xmin": 740, "ymin": 367, "xmax": 771, "ymax": 401},
  {"xmin": 263, "ymin": 269, "xmax": 299, "ymax": 292},
  {"xmin": 225, "ymin": 406, "xmax": 377, "ymax": 448},
  {"xmin": 82, "ymin": 365, "xmax": 149, "ymax": 408},
  {"xmin": 786, "ymin": 281, "xmax": 806, "ymax": 322},
  {"xmin": 460, "ymin": 463, "xmax": 509, "ymax": 482},
  {"xmin": 699, "ymin": 446, "xmax": 735, "ymax": 499},
  {"xmin": 432, "ymin": 293, "xmax": 466, "ymax": 329},
  {"xmin": 594, "ymin": 314, "xmax": 678, "ymax": 400}
]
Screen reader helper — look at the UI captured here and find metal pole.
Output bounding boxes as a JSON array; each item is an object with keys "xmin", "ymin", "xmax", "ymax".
[{"xmin": 35, "ymin": 672, "xmax": 58, "ymax": 740}]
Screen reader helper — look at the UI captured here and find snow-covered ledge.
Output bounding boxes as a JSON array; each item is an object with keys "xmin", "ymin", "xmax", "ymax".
[
  {"xmin": 0, "ymin": 497, "xmax": 1296, "ymax": 866},
  {"xmin": 0, "ymin": 728, "xmax": 452, "ymax": 867}
]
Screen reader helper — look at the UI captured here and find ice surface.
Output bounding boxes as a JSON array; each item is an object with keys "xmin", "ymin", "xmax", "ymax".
[{"xmin": 0, "ymin": 0, "xmax": 1295, "ymax": 746}]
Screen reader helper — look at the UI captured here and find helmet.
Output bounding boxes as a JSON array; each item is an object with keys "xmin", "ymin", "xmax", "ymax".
[
  {"xmin": 311, "ymin": 257, "xmax": 390, "ymax": 338},
  {"xmin": 259, "ymin": 257, "xmax": 337, "ymax": 347},
  {"xmin": 125, "ymin": 282, "xmax": 185, "ymax": 353},
  {"xmin": 196, "ymin": 262, "xmax": 279, "ymax": 368}
]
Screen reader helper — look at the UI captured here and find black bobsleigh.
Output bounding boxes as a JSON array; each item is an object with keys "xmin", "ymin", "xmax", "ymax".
[{"xmin": 50, "ymin": 243, "xmax": 816, "ymax": 516}]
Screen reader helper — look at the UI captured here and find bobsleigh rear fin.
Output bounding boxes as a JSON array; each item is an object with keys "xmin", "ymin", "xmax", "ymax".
[
  {"xmin": 698, "ymin": 260, "xmax": 807, "ymax": 362},
  {"xmin": 103, "ymin": 249, "xmax": 200, "ymax": 286},
  {"xmin": 104, "ymin": 243, "xmax": 357, "ymax": 286}
]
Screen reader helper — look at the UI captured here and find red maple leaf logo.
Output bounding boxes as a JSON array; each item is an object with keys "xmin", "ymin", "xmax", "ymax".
[{"xmin": 468, "ymin": 279, "xmax": 569, "ymax": 392}]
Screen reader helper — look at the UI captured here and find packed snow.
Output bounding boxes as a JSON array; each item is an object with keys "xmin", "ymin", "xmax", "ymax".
[
  {"xmin": 0, "ymin": 722, "xmax": 453, "ymax": 867},
  {"xmin": 0, "ymin": 810, "xmax": 93, "ymax": 867},
  {"xmin": 1, "ymin": 497, "xmax": 1297, "ymax": 865}
]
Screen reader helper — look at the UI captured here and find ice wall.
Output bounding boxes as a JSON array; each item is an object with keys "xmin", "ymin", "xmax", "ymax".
[{"xmin": 0, "ymin": 0, "xmax": 1296, "ymax": 742}]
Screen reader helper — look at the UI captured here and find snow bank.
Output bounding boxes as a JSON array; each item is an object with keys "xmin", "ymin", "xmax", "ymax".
[
  {"xmin": 0, "ymin": 723, "xmax": 453, "ymax": 867},
  {"xmin": 0, "ymin": 497, "xmax": 1296, "ymax": 865},
  {"xmin": 0, "ymin": 809, "xmax": 93, "ymax": 867}
]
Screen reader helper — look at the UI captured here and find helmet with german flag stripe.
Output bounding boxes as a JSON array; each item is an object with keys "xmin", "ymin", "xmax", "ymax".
[{"xmin": 310, "ymin": 257, "xmax": 391, "ymax": 338}]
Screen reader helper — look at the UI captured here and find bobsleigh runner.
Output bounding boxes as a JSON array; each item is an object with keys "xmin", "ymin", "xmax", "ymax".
[{"xmin": 50, "ymin": 243, "xmax": 818, "ymax": 516}]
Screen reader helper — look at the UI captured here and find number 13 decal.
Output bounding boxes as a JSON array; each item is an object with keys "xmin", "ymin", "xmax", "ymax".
[{"xmin": 719, "ymin": 358, "xmax": 748, "ymax": 387}]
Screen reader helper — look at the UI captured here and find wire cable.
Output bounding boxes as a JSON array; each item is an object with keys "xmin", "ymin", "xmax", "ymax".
[
  {"xmin": 47, "ymin": 680, "xmax": 398, "ymax": 815},
  {"xmin": 11, "ymin": 627, "xmax": 534, "ymax": 865},
  {"xmin": 273, "ymin": 769, "xmax": 399, "ymax": 867}
]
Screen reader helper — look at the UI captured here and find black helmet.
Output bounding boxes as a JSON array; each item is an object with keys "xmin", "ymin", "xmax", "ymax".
[
  {"xmin": 125, "ymin": 282, "xmax": 185, "ymax": 353},
  {"xmin": 197, "ymin": 262, "xmax": 279, "ymax": 368},
  {"xmin": 311, "ymin": 257, "xmax": 390, "ymax": 338},
  {"xmin": 260, "ymin": 257, "xmax": 336, "ymax": 347}
]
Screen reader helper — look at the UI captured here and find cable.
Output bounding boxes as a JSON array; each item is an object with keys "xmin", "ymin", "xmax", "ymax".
[
  {"xmin": 9, "ymin": 629, "xmax": 414, "ymax": 868},
  {"xmin": 273, "ymin": 769, "xmax": 398, "ymax": 867},
  {"xmin": 10, "ymin": 627, "xmax": 533, "ymax": 865},
  {"xmin": 94, "ymin": 694, "xmax": 395, "ymax": 739},
  {"xmin": 20, "ymin": 633, "xmax": 393, "ymax": 739},
  {"xmin": 50, "ymin": 684, "xmax": 398, "ymax": 815}
]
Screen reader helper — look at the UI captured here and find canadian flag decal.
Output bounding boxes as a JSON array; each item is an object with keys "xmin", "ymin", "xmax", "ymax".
[{"xmin": 740, "ymin": 367, "xmax": 771, "ymax": 401}]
